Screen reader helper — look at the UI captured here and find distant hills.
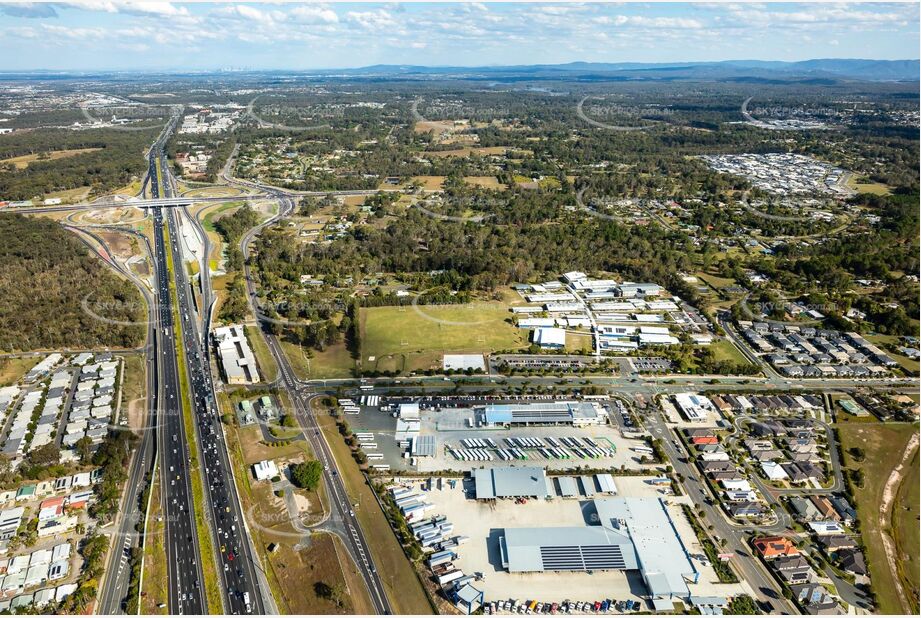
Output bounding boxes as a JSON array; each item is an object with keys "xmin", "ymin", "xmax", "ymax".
[
  {"xmin": 324, "ymin": 59, "xmax": 920, "ymax": 82},
  {"xmin": 1, "ymin": 59, "xmax": 917, "ymax": 83}
]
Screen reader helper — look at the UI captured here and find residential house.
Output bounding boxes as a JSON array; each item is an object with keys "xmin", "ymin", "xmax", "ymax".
[
  {"xmin": 837, "ymin": 549, "xmax": 867, "ymax": 576},
  {"xmin": 809, "ymin": 495, "xmax": 839, "ymax": 521},
  {"xmin": 781, "ymin": 464, "xmax": 809, "ymax": 484},
  {"xmin": 817, "ymin": 535, "xmax": 858, "ymax": 552},
  {"xmin": 789, "ymin": 583, "xmax": 841, "ymax": 615},
  {"xmin": 771, "ymin": 555, "xmax": 814, "ymax": 585},
  {"xmin": 753, "ymin": 536, "xmax": 800, "ymax": 559},
  {"xmin": 761, "ymin": 461, "xmax": 789, "ymax": 480},
  {"xmin": 729, "ymin": 502, "xmax": 764, "ymax": 518}
]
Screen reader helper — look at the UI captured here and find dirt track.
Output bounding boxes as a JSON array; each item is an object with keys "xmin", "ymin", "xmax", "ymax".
[{"xmin": 879, "ymin": 431, "xmax": 919, "ymax": 614}]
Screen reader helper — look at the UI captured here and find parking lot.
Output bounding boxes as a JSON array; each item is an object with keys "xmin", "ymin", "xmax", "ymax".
[
  {"xmin": 419, "ymin": 480, "xmax": 748, "ymax": 607},
  {"xmin": 411, "ymin": 406, "xmax": 656, "ymax": 474},
  {"xmin": 342, "ymin": 398, "xmax": 660, "ymax": 474}
]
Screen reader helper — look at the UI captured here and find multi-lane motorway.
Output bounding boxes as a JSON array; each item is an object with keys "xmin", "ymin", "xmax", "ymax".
[
  {"xmin": 149, "ymin": 150, "xmax": 209, "ymax": 614},
  {"xmin": 163, "ymin": 200, "xmax": 267, "ymax": 614},
  {"xmin": 144, "ymin": 139, "xmax": 269, "ymax": 614}
]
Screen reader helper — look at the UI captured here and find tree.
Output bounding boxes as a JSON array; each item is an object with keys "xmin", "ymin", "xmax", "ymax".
[
  {"xmin": 314, "ymin": 581, "xmax": 346, "ymax": 606},
  {"xmin": 290, "ymin": 460, "xmax": 323, "ymax": 491},
  {"xmin": 0, "ymin": 454, "xmax": 14, "ymax": 489},
  {"xmin": 29, "ymin": 443, "xmax": 60, "ymax": 466},
  {"xmin": 727, "ymin": 595, "xmax": 760, "ymax": 615},
  {"xmin": 75, "ymin": 436, "xmax": 94, "ymax": 464}
]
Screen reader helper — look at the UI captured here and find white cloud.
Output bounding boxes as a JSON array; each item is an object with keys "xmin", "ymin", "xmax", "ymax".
[
  {"xmin": 290, "ymin": 5, "xmax": 338, "ymax": 24},
  {"xmin": 594, "ymin": 15, "xmax": 703, "ymax": 29},
  {"xmin": 346, "ymin": 10, "xmax": 396, "ymax": 31},
  {"xmin": 58, "ymin": 1, "xmax": 188, "ymax": 17}
]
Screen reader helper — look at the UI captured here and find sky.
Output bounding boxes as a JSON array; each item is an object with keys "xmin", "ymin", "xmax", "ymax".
[{"xmin": 0, "ymin": 1, "xmax": 917, "ymax": 71}]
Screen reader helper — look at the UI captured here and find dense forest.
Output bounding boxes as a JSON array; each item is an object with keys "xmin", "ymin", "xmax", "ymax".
[
  {"xmin": 0, "ymin": 128, "xmax": 158, "ymax": 200},
  {"xmin": 0, "ymin": 214, "xmax": 145, "ymax": 351}
]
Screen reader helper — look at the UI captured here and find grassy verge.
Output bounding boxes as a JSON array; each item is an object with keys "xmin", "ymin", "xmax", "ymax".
[
  {"xmin": 141, "ymin": 470, "xmax": 168, "ymax": 614},
  {"xmin": 838, "ymin": 422, "xmax": 919, "ymax": 614},
  {"xmin": 0, "ymin": 356, "xmax": 39, "ymax": 385},
  {"xmin": 163, "ymin": 221, "xmax": 224, "ymax": 614},
  {"xmin": 681, "ymin": 504, "xmax": 739, "ymax": 583},
  {"xmin": 893, "ymin": 448, "xmax": 920, "ymax": 614},
  {"xmin": 316, "ymin": 404, "xmax": 433, "ymax": 614},
  {"xmin": 221, "ymin": 415, "xmax": 372, "ymax": 613},
  {"xmin": 244, "ymin": 325, "xmax": 278, "ymax": 382}
]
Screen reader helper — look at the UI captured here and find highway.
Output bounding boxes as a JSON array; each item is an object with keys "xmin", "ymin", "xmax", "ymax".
[
  {"xmin": 148, "ymin": 144, "xmax": 211, "ymax": 614},
  {"xmin": 163, "ymin": 200, "xmax": 267, "ymax": 614},
  {"xmin": 88, "ymin": 223, "xmax": 160, "ymax": 614},
  {"xmin": 238, "ymin": 193, "xmax": 393, "ymax": 614},
  {"xmin": 149, "ymin": 134, "xmax": 271, "ymax": 613}
]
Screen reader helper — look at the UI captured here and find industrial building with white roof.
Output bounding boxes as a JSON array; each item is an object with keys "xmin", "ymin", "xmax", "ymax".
[{"xmin": 498, "ymin": 497, "xmax": 697, "ymax": 601}]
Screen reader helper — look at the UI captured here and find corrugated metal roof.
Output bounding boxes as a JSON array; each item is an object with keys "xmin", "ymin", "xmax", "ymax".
[
  {"xmin": 596, "ymin": 474, "xmax": 617, "ymax": 494},
  {"xmin": 557, "ymin": 476, "xmax": 578, "ymax": 497},
  {"xmin": 473, "ymin": 467, "xmax": 550, "ymax": 499}
]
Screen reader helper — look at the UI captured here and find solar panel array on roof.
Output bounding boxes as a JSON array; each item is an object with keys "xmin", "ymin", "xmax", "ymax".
[{"xmin": 500, "ymin": 498, "xmax": 697, "ymax": 600}]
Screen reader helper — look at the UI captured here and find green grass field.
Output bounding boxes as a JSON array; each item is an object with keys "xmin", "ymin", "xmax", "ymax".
[
  {"xmin": 0, "ymin": 356, "xmax": 39, "ymax": 385},
  {"xmin": 894, "ymin": 446, "xmax": 920, "ymax": 614},
  {"xmin": 838, "ymin": 422, "xmax": 920, "ymax": 614},
  {"xmin": 244, "ymin": 326, "xmax": 278, "ymax": 382},
  {"xmin": 359, "ymin": 303, "xmax": 525, "ymax": 373},
  {"xmin": 695, "ymin": 271, "xmax": 738, "ymax": 291},
  {"xmin": 279, "ymin": 340, "xmax": 356, "ymax": 380},
  {"xmin": 565, "ymin": 332, "xmax": 594, "ymax": 353},
  {"xmin": 709, "ymin": 339, "xmax": 753, "ymax": 367},
  {"xmin": 201, "ymin": 202, "xmax": 243, "ymax": 233},
  {"xmin": 866, "ymin": 334, "xmax": 920, "ymax": 373},
  {"xmin": 846, "ymin": 176, "xmax": 890, "ymax": 196}
]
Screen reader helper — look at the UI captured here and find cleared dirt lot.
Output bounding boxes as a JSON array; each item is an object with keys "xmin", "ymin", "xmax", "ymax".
[{"xmin": 417, "ymin": 481, "xmax": 746, "ymax": 606}]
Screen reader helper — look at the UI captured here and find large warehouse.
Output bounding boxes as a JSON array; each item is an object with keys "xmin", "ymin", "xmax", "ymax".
[
  {"xmin": 473, "ymin": 466, "xmax": 551, "ymax": 500},
  {"xmin": 499, "ymin": 498, "xmax": 697, "ymax": 600},
  {"xmin": 480, "ymin": 401, "xmax": 605, "ymax": 427}
]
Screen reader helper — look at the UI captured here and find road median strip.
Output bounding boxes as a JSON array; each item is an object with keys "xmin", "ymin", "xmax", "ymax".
[{"xmin": 164, "ymin": 221, "xmax": 225, "ymax": 614}]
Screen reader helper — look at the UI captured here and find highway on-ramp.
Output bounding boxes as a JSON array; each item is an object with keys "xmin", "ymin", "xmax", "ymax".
[{"xmin": 239, "ymin": 194, "xmax": 393, "ymax": 614}]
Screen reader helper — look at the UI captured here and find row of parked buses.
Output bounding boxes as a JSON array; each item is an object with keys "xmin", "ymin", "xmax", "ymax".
[
  {"xmin": 486, "ymin": 598, "xmax": 644, "ymax": 615},
  {"xmin": 450, "ymin": 448, "xmax": 497, "ymax": 461}
]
